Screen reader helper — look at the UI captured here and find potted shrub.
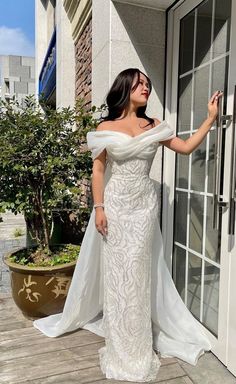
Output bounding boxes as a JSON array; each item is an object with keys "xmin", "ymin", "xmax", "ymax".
[{"xmin": 0, "ymin": 95, "xmax": 101, "ymax": 319}]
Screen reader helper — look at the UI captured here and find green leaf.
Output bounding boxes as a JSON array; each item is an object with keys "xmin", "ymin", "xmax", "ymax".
[{"xmin": 0, "ymin": 95, "xmax": 96, "ymax": 252}]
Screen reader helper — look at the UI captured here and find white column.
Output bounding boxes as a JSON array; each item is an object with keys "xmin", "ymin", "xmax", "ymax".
[
  {"xmin": 92, "ymin": 0, "xmax": 111, "ymax": 108},
  {"xmin": 35, "ymin": 0, "xmax": 48, "ymax": 98},
  {"xmin": 56, "ymin": 2, "xmax": 75, "ymax": 108}
]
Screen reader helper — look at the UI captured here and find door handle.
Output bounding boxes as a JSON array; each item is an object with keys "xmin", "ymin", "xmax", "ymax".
[
  {"xmin": 228, "ymin": 85, "xmax": 236, "ymax": 235},
  {"xmin": 212, "ymin": 97, "xmax": 232, "ymax": 230}
]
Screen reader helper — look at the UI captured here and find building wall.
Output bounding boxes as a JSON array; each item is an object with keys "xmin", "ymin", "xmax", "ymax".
[
  {"xmin": 63, "ymin": 0, "xmax": 92, "ymax": 109},
  {"xmin": 63, "ymin": 0, "xmax": 93, "ymax": 207},
  {"xmin": 0, "ymin": 55, "xmax": 35, "ymax": 104},
  {"xmin": 75, "ymin": 17, "xmax": 92, "ymax": 109}
]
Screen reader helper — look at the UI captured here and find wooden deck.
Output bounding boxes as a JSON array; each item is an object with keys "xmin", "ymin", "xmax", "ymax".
[{"xmin": 0, "ymin": 293, "xmax": 195, "ymax": 383}]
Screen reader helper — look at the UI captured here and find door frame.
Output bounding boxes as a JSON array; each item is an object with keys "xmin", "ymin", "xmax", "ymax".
[{"xmin": 162, "ymin": 0, "xmax": 236, "ymax": 369}]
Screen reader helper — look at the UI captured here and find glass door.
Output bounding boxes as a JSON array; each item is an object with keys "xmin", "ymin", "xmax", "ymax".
[{"xmin": 164, "ymin": 0, "xmax": 236, "ymax": 374}]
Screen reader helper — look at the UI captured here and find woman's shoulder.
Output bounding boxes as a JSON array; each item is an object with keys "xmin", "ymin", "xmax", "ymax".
[
  {"xmin": 152, "ymin": 117, "xmax": 162, "ymax": 126},
  {"xmin": 96, "ymin": 120, "xmax": 112, "ymax": 131},
  {"xmin": 95, "ymin": 117, "xmax": 162, "ymax": 132}
]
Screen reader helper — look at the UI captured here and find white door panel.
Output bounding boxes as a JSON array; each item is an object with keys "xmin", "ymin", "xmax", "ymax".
[{"xmin": 164, "ymin": 0, "xmax": 236, "ymax": 375}]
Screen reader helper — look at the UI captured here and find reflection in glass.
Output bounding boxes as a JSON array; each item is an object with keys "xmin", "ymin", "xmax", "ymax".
[
  {"xmin": 187, "ymin": 252, "xmax": 202, "ymax": 321},
  {"xmin": 191, "ymin": 137, "xmax": 206, "ymax": 192},
  {"xmin": 189, "ymin": 193, "xmax": 204, "ymax": 254},
  {"xmin": 195, "ymin": 0, "xmax": 213, "ymax": 67},
  {"xmin": 193, "ymin": 65, "xmax": 210, "ymax": 130},
  {"xmin": 213, "ymin": 0, "xmax": 231, "ymax": 58},
  {"xmin": 174, "ymin": 191, "xmax": 188, "ymax": 246},
  {"xmin": 212, "ymin": 56, "xmax": 229, "ymax": 116},
  {"xmin": 176, "ymin": 134, "xmax": 189, "ymax": 189},
  {"xmin": 179, "ymin": 10, "xmax": 195, "ymax": 74},
  {"xmin": 203, "ymin": 261, "xmax": 220, "ymax": 336},
  {"xmin": 205, "ymin": 197, "xmax": 221, "ymax": 263},
  {"xmin": 207, "ymin": 130, "xmax": 216, "ymax": 194},
  {"xmin": 173, "ymin": 246, "xmax": 186, "ymax": 302},
  {"xmin": 178, "ymin": 75, "xmax": 192, "ymax": 133}
]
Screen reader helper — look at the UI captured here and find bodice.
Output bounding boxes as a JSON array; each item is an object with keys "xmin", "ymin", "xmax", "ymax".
[{"xmin": 107, "ymin": 155, "xmax": 155, "ymax": 179}]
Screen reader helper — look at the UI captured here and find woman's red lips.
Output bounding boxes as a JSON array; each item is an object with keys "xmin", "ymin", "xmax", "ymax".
[{"xmin": 142, "ymin": 93, "xmax": 149, "ymax": 97}]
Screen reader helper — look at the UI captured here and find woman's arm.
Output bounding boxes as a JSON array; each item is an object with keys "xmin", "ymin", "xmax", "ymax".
[
  {"xmin": 159, "ymin": 91, "xmax": 223, "ymax": 155},
  {"xmin": 92, "ymin": 149, "xmax": 106, "ymax": 206},
  {"xmin": 91, "ymin": 122, "xmax": 108, "ymax": 236}
]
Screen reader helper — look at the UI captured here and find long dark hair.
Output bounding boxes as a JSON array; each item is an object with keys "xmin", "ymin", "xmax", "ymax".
[{"xmin": 101, "ymin": 68, "xmax": 154, "ymax": 128}]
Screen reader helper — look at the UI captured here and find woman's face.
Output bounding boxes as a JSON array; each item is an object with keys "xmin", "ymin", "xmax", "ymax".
[{"xmin": 130, "ymin": 73, "xmax": 150, "ymax": 107}]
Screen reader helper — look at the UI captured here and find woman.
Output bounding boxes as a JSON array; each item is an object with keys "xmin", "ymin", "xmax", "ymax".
[{"xmin": 34, "ymin": 68, "xmax": 222, "ymax": 382}]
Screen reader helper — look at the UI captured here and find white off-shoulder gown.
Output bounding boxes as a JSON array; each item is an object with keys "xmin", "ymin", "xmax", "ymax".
[{"xmin": 34, "ymin": 121, "xmax": 211, "ymax": 382}]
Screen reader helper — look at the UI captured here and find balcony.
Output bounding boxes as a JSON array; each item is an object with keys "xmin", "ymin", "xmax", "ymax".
[{"xmin": 39, "ymin": 29, "xmax": 56, "ymax": 106}]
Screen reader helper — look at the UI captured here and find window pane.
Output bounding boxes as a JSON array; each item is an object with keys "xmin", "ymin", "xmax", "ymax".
[
  {"xmin": 205, "ymin": 197, "xmax": 221, "ymax": 263},
  {"xmin": 207, "ymin": 130, "xmax": 216, "ymax": 194},
  {"xmin": 174, "ymin": 191, "xmax": 188, "ymax": 246},
  {"xmin": 173, "ymin": 246, "xmax": 186, "ymax": 302},
  {"xmin": 176, "ymin": 134, "xmax": 190, "ymax": 189},
  {"xmin": 189, "ymin": 193, "xmax": 204, "ymax": 254},
  {"xmin": 212, "ymin": 56, "xmax": 229, "ymax": 116},
  {"xmin": 178, "ymin": 75, "xmax": 192, "ymax": 133},
  {"xmin": 193, "ymin": 65, "xmax": 210, "ymax": 130},
  {"xmin": 213, "ymin": 0, "xmax": 231, "ymax": 58},
  {"xmin": 203, "ymin": 261, "xmax": 220, "ymax": 336},
  {"xmin": 187, "ymin": 252, "xmax": 202, "ymax": 321},
  {"xmin": 179, "ymin": 10, "xmax": 195, "ymax": 74},
  {"xmin": 190, "ymin": 137, "xmax": 206, "ymax": 192},
  {"xmin": 195, "ymin": 0, "xmax": 213, "ymax": 67}
]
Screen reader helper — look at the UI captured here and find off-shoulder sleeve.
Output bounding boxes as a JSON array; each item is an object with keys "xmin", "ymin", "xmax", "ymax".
[
  {"xmin": 86, "ymin": 132, "xmax": 105, "ymax": 160},
  {"xmin": 87, "ymin": 131, "xmax": 117, "ymax": 160},
  {"xmin": 158, "ymin": 121, "xmax": 176, "ymax": 142}
]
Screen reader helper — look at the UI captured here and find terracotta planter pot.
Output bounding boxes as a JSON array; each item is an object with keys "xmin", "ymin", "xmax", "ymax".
[{"xmin": 3, "ymin": 248, "xmax": 76, "ymax": 320}]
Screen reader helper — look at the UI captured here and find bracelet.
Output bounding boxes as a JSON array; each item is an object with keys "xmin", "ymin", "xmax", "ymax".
[{"xmin": 94, "ymin": 203, "xmax": 104, "ymax": 209}]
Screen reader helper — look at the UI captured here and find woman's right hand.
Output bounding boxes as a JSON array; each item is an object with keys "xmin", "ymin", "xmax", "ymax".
[
  {"xmin": 207, "ymin": 90, "xmax": 223, "ymax": 122},
  {"xmin": 95, "ymin": 208, "xmax": 108, "ymax": 237}
]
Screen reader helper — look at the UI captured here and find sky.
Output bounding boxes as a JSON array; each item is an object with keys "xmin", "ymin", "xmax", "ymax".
[{"xmin": 0, "ymin": 0, "xmax": 35, "ymax": 57}]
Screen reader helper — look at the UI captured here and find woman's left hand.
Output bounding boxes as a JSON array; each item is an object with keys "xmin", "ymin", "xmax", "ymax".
[{"xmin": 208, "ymin": 90, "xmax": 223, "ymax": 122}]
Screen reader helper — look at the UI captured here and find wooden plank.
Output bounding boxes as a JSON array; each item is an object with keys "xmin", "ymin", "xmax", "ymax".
[
  {"xmin": 0, "ymin": 320, "xmax": 33, "ymax": 333},
  {"xmin": 0, "ymin": 308, "xmax": 29, "ymax": 322},
  {"xmin": 0, "ymin": 294, "xmax": 12, "ymax": 300},
  {"xmin": 0, "ymin": 327, "xmax": 103, "ymax": 346},
  {"xmin": 0, "ymin": 349, "xmax": 101, "ymax": 383},
  {"xmin": 0, "ymin": 298, "xmax": 32, "ymax": 332},
  {"xmin": 155, "ymin": 364, "xmax": 187, "ymax": 382},
  {"xmin": 0, "ymin": 327, "xmax": 39, "ymax": 342},
  {"xmin": 0, "ymin": 303, "xmax": 23, "ymax": 315},
  {"xmin": 0, "ymin": 331, "xmax": 104, "ymax": 363},
  {"xmin": 160, "ymin": 357, "xmax": 178, "ymax": 366},
  {"xmin": 3, "ymin": 364, "xmax": 191, "ymax": 384},
  {"xmin": 15, "ymin": 366, "xmax": 105, "ymax": 384},
  {"xmin": 0, "ymin": 296, "xmax": 17, "ymax": 310},
  {"xmin": 94, "ymin": 364, "xmax": 187, "ymax": 384},
  {"xmin": 0, "ymin": 326, "xmax": 101, "ymax": 342},
  {"xmin": 87, "ymin": 376, "xmax": 193, "ymax": 384}
]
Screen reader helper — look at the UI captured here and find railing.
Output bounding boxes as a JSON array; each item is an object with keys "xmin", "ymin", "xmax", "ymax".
[{"xmin": 38, "ymin": 29, "xmax": 56, "ymax": 100}]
